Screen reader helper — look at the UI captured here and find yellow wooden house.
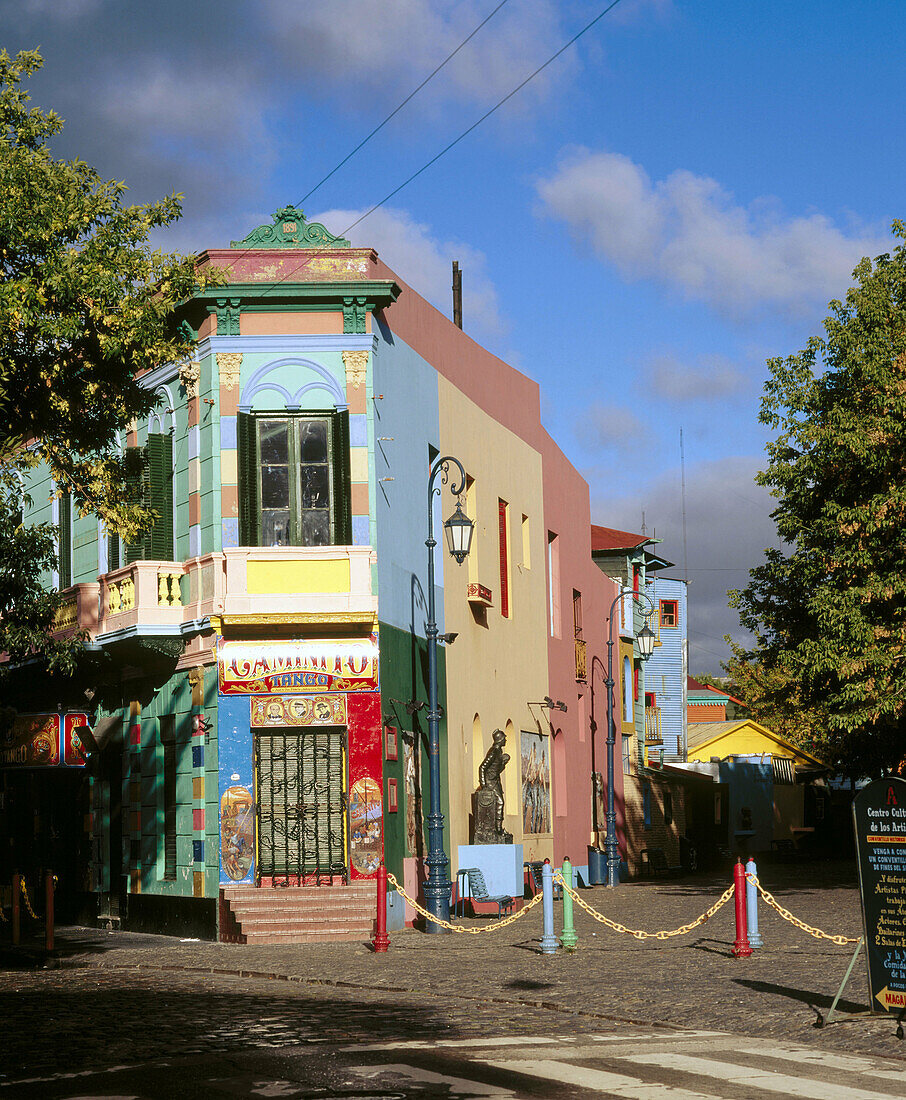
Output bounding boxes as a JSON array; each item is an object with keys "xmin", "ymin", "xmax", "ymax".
[{"xmin": 686, "ymin": 720, "xmax": 830, "ymax": 853}]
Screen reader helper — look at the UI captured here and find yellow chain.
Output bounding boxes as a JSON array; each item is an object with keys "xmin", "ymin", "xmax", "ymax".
[
  {"xmin": 554, "ymin": 874, "xmax": 735, "ymax": 940},
  {"xmin": 747, "ymin": 875, "xmax": 860, "ymax": 945},
  {"xmin": 19, "ymin": 879, "xmax": 39, "ymax": 920},
  {"xmin": 386, "ymin": 872, "xmax": 543, "ymax": 933}
]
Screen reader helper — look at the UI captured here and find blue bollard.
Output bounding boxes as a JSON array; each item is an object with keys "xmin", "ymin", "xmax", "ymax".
[
  {"xmin": 745, "ymin": 857, "xmax": 763, "ymax": 948},
  {"xmin": 540, "ymin": 858, "xmax": 559, "ymax": 955}
]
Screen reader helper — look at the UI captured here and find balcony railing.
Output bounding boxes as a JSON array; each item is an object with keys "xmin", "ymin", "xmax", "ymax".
[
  {"xmin": 644, "ymin": 705, "xmax": 663, "ymax": 745},
  {"xmin": 51, "ymin": 545, "xmax": 378, "ymax": 641},
  {"xmin": 574, "ymin": 637, "xmax": 587, "ymax": 682}
]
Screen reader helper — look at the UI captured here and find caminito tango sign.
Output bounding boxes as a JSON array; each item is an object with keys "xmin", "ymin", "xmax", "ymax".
[
  {"xmin": 853, "ymin": 776, "xmax": 906, "ymax": 1014},
  {"xmin": 0, "ymin": 713, "xmax": 88, "ymax": 768},
  {"xmin": 218, "ymin": 637, "xmax": 379, "ymax": 695}
]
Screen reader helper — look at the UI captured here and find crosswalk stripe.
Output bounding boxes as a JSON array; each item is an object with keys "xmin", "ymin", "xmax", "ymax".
[
  {"xmin": 627, "ymin": 1052, "xmax": 901, "ymax": 1100},
  {"xmin": 353, "ymin": 1062, "xmax": 515, "ymax": 1097},
  {"xmin": 484, "ymin": 1058, "xmax": 725, "ymax": 1099},
  {"xmin": 339, "ymin": 1035, "xmax": 564, "ymax": 1052},
  {"xmin": 736, "ymin": 1045, "xmax": 906, "ymax": 1082}
]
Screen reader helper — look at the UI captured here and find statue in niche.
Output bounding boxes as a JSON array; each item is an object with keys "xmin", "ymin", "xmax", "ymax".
[{"xmin": 473, "ymin": 729, "xmax": 513, "ymax": 844}]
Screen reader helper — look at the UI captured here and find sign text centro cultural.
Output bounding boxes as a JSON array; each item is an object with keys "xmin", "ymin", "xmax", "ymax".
[{"xmin": 218, "ymin": 637, "xmax": 379, "ymax": 695}]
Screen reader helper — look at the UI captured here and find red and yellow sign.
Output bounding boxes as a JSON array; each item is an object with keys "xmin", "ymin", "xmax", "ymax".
[
  {"xmin": 218, "ymin": 638, "xmax": 379, "ymax": 696},
  {"xmin": 251, "ymin": 694, "xmax": 347, "ymax": 726}
]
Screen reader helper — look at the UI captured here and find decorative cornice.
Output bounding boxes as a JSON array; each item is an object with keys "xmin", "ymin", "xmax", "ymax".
[
  {"xmin": 342, "ymin": 350, "xmax": 369, "ymax": 390},
  {"xmin": 216, "ymin": 352, "xmax": 242, "ymax": 391},
  {"xmin": 197, "ymin": 334, "xmax": 377, "ymax": 358},
  {"xmin": 230, "ymin": 207, "xmax": 351, "ymax": 250},
  {"xmin": 194, "ymin": 280, "xmax": 400, "ymax": 309}
]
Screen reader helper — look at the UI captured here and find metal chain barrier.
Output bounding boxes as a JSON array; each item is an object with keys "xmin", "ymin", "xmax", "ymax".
[
  {"xmin": 386, "ymin": 871, "xmax": 544, "ymax": 934},
  {"xmin": 746, "ymin": 874, "xmax": 860, "ymax": 945},
  {"xmin": 19, "ymin": 879, "xmax": 39, "ymax": 921},
  {"xmin": 554, "ymin": 873, "xmax": 735, "ymax": 940}
]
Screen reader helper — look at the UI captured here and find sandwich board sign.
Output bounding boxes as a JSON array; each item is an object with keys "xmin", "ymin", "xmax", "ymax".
[{"xmin": 853, "ymin": 776, "xmax": 906, "ymax": 1014}]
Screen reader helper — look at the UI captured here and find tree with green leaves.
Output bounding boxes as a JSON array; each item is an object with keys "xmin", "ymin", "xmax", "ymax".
[
  {"xmin": 0, "ymin": 48, "xmax": 218, "ymax": 672},
  {"xmin": 729, "ymin": 222, "xmax": 906, "ymax": 776}
]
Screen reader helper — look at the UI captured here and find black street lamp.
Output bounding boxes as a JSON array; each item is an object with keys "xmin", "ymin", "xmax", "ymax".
[
  {"xmin": 423, "ymin": 455, "xmax": 474, "ymax": 931},
  {"xmin": 604, "ymin": 589, "xmax": 656, "ymax": 887}
]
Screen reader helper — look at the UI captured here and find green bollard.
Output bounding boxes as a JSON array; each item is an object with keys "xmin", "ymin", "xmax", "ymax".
[{"xmin": 560, "ymin": 856, "xmax": 578, "ymax": 951}]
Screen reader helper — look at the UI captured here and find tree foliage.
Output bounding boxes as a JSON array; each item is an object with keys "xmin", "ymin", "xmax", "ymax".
[
  {"xmin": 729, "ymin": 222, "xmax": 906, "ymax": 776},
  {"xmin": 0, "ymin": 49, "xmax": 219, "ymax": 670}
]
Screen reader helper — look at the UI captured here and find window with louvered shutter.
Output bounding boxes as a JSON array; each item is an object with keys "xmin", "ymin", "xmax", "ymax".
[
  {"xmin": 58, "ymin": 491, "xmax": 72, "ymax": 589},
  {"xmin": 124, "ymin": 434, "xmax": 173, "ymax": 562},
  {"xmin": 160, "ymin": 715, "xmax": 177, "ymax": 880}
]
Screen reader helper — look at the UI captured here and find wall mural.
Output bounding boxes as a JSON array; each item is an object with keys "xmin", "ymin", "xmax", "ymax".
[
  {"xmin": 250, "ymin": 694, "xmax": 346, "ymax": 727},
  {"xmin": 521, "ymin": 731, "xmax": 552, "ymax": 835},
  {"xmin": 403, "ymin": 734, "xmax": 424, "ymax": 858},
  {"xmin": 349, "ymin": 776, "xmax": 382, "ymax": 875},
  {"xmin": 220, "ymin": 785, "xmax": 255, "ymax": 881}
]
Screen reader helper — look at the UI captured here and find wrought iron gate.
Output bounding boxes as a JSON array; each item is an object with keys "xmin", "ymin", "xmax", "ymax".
[{"xmin": 255, "ymin": 728, "xmax": 347, "ymax": 884}]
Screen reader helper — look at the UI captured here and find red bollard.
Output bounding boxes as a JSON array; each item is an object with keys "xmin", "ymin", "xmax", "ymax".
[
  {"xmin": 731, "ymin": 858, "xmax": 753, "ymax": 958},
  {"xmin": 45, "ymin": 872, "xmax": 54, "ymax": 952},
  {"xmin": 11, "ymin": 873, "xmax": 21, "ymax": 946},
  {"xmin": 372, "ymin": 863, "xmax": 390, "ymax": 953}
]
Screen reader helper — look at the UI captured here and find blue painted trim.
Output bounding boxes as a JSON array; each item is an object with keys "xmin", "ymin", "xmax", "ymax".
[
  {"xmin": 352, "ymin": 515, "xmax": 370, "ymax": 546},
  {"xmin": 92, "ymin": 618, "xmax": 212, "ymax": 646},
  {"xmin": 189, "ymin": 524, "xmax": 201, "ymax": 558},
  {"xmin": 349, "ymin": 414, "xmax": 368, "ymax": 446},
  {"xmin": 220, "ymin": 416, "xmax": 237, "ymax": 450},
  {"xmin": 188, "ymin": 424, "xmax": 200, "ymax": 460},
  {"xmin": 222, "ymin": 518, "xmax": 239, "ymax": 548}
]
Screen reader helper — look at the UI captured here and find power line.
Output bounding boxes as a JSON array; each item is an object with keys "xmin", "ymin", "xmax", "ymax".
[
  {"xmin": 298, "ymin": 0, "xmax": 511, "ymax": 207},
  {"xmin": 229, "ymin": 0, "xmax": 626, "ymax": 306},
  {"xmin": 337, "ymin": 0, "xmax": 627, "ymax": 243}
]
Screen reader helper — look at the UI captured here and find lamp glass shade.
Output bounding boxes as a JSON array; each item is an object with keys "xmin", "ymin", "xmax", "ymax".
[
  {"xmin": 444, "ymin": 500, "xmax": 474, "ymax": 563},
  {"xmin": 636, "ymin": 622, "xmax": 657, "ymax": 660}
]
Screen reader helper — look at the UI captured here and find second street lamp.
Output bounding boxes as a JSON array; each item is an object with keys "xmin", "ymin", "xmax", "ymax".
[
  {"xmin": 423, "ymin": 455, "xmax": 474, "ymax": 931},
  {"xmin": 604, "ymin": 589, "xmax": 656, "ymax": 888}
]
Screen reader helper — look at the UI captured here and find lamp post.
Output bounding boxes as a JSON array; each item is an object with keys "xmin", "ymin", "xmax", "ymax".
[
  {"xmin": 604, "ymin": 589, "xmax": 656, "ymax": 887},
  {"xmin": 423, "ymin": 455, "xmax": 474, "ymax": 932}
]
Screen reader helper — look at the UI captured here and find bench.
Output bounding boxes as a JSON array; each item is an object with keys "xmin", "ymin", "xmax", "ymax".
[
  {"xmin": 639, "ymin": 848, "xmax": 682, "ymax": 878},
  {"xmin": 455, "ymin": 868, "xmax": 514, "ymax": 919},
  {"xmin": 524, "ymin": 860, "xmax": 562, "ymax": 899}
]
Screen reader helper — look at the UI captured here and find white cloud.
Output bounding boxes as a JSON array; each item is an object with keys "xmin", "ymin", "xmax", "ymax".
[
  {"xmin": 589, "ymin": 455, "xmax": 776, "ymax": 673},
  {"xmin": 641, "ymin": 352, "xmax": 748, "ymax": 402},
  {"xmin": 536, "ymin": 148, "xmax": 890, "ymax": 318},
  {"xmin": 311, "ymin": 206, "xmax": 505, "ymax": 341},
  {"xmin": 262, "ymin": 0, "xmax": 576, "ymax": 111}
]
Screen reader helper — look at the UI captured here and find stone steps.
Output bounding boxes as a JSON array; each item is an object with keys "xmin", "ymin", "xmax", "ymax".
[{"xmin": 220, "ymin": 883, "xmax": 376, "ymax": 945}]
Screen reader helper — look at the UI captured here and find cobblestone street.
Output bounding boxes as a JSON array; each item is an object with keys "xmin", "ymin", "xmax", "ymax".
[{"xmin": 3, "ymin": 860, "xmax": 904, "ymax": 1085}]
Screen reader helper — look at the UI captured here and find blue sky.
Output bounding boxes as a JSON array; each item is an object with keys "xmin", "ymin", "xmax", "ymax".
[{"xmin": 5, "ymin": 0, "xmax": 901, "ymax": 671}]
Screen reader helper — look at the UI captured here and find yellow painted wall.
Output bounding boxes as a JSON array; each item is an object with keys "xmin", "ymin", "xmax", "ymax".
[
  {"xmin": 438, "ymin": 375, "xmax": 551, "ymax": 867},
  {"xmin": 246, "ymin": 557, "xmax": 350, "ymax": 594},
  {"xmin": 687, "ymin": 721, "xmax": 813, "ymax": 765}
]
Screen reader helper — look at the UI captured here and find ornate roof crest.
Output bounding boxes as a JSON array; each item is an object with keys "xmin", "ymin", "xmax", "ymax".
[{"xmin": 230, "ymin": 207, "xmax": 350, "ymax": 249}]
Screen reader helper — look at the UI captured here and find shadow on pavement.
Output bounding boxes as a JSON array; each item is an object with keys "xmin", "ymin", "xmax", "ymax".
[{"xmin": 733, "ymin": 976, "xmax": 866, "ymax": 1015}]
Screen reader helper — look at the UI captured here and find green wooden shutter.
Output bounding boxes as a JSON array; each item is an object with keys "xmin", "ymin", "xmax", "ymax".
[
  {"xmin": 237, "ymin": 411, "xmax": 258, "ymax": 546},
  {"xmin": 107, "ymin": 532, "xmax": 120, "ymax": 572},
  {"xmin": 58, "ymin": 491, "xmax": 72, "ymax": 589},
  {"xmin": 147, "ymin": 433, "xmax": 173, "ymax": 560},
  {"xmin": 332, "ymin": 410, "xmax": 351, "ymax": 545},
  {"xmin": 125, "ymin": 445, "xmax": 149, "ymax": 563}
]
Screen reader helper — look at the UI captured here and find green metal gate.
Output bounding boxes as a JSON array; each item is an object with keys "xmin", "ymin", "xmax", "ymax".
[{"xmin": 255, "ymin": 728, "xmax": 347, "ymax": 884}]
